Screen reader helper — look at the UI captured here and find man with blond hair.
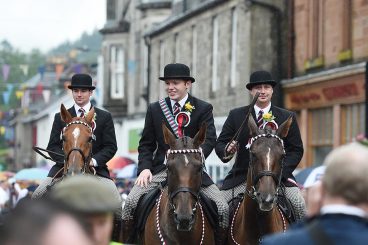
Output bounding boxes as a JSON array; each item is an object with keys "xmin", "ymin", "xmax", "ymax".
[{"xmin": 263, "ymin": 142, "xmax": 368, "ymax": 244}]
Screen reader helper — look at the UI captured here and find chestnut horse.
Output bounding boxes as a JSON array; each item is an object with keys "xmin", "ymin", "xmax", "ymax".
[
  {"xmin": 60, "ymin": 104, "xmax": 96, "ymax": 176},
  {"xmin": 142, "ymin": 123, "xmax": 215, "ymax": 244},
  {"xmin": 229, "ymin": 116, "xmax": 293, "ymax": 245}
]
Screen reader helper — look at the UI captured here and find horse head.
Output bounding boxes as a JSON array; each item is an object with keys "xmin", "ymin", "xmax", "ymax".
[
  {"xmin": 60, "ymin": 104, "xmax": 95, "ymax": 176},
  {"xmin": 247, "ymin": 115, "xmax": 292, "ymax": 212},
  {"xmin": 162, "ymin": 122, "xmax": 206, "ymax": 231}
]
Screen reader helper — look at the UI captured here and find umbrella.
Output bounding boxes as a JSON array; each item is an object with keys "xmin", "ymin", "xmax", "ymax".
[
  {"xmin": 0, "ymin": 171, "xmax": 15, "ymax": 180},
  {"xmin": 14, "ymin": 168, "xmax": 48, "ymax": 181},
  {"xmin": 116, "ymin": 164, "xmax": 137, "ymax": 179},
  {"xmin": 295, "ymin": 167, "xmax": 314, "ymax": 185},
  {"xmin": 107, "ymin": 156, "xmax": 135, "ymax": 171},
  {"xmin": 295, "ymin": 166, "xmax": 325, "ymax": 188}
]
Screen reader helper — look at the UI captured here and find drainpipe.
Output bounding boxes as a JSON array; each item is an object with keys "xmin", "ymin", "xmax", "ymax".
[
  {"xmin": 365, "ymin": 62, "xmax": 368, "ymax": 138},
  {"xmin": 144, "ymin": 35, "xmax": 151, "ymax": 106},
  {"xmin": 246, "ymin": 0, "xmax": 283, "ymax": 106},
  {"xmin": 287, "ymin": 0, "xmax": 295, "ymax": 79}
]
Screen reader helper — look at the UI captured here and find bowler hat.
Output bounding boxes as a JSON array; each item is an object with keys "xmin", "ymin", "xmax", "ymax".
[
  {"xmin": 246, "ymin": 70, "xmax": 277, "ymax": 90},
  {"xmin": 50, "ymin": 175, "xmax": 121, "ymax": 214},
  {"xmin": 68, "ymin": 74, "xmax": 96, "ymax": 90},
  {"xmin": 159, "ymin": 63, "xmax": 195, "ymax": 83}
]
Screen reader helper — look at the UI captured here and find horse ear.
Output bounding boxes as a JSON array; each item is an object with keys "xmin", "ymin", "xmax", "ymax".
[
  {"xmin": 193, "ymin": 122, "xmax": 207, "ymax": 148},
  {"xmin": 60, "ymin": 104, "xmax": 72, "ymax": 123},
  {"xmin": 277, "ymin": 116, "xmax": 293, "ymax": 138},
  {"xmin": 248, "ymin": 116, "xmax": 260, "ymax": 137},
  {"xmin": 85, "ymin": 107, "xmax": 95, "ymax": 124},
  {"xmin": 162, "ymin": 121, "xmax": 176, "ymax": 147}
]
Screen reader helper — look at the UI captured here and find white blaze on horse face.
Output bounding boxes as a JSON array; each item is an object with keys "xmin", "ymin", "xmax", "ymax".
[
  {"xmin": 266, "ymin": 147, "xmax": 271, "ymax": 171},
  {"xmin": 72, "ymin": 128, "xmax": 80, "ymax": 147},
  {"xmin": 183, "ymin": 154, "xmax": 189, "ymax": 166}
]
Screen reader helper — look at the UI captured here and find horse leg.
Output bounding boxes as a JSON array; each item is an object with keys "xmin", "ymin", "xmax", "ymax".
[{"xmin": 111, "ymin": 214, "xmax": 123, "ymax": 242}]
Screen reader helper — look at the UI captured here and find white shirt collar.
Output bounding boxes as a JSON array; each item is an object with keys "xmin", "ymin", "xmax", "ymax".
[
  {"xmin": 254, "ymin": 103, "xmax": 271, "ymax": 116},
  {"xmin": 170, "ymin": 93, "xmax": 189, "ymax": 109},
  {"xmin": 74, "ymin": 102, "xmax": 91, "ymax": 116},
  {"xmin": 320, "ymin": 204, "xmax": 367, "ymax": 218}
]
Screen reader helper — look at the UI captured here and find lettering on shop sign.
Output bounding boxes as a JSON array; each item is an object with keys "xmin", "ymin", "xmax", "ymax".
[
  {"xmin": 290, "ymin": 93, "xmax": 320, "ymax": 104},
  {"xmin": 290, "ymin": 83, "xmax": 360, "ymax": 105},
  {"xmin": 322, "ymin": 83, "xmax": 358, "ymax": 100}
]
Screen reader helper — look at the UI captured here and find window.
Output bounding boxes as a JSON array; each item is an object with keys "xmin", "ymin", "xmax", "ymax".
[
  {"xmin": 212, "ymin": 16, "xmax": 219, "ymax": 92},
  {"xmin": 341, "ymin": 103, "xmax": 365, "ymax": 143},
  {"xmin": 109, "ymin": 45, "xmax": 125, "ymax": 99},
  {"xmin": 159, "ymin": 40, "xmax": 165, "ymax": 99},
  {"xmin": 106, "ymin": 0, "xmax": 116, "ymax": 20},
  {"xmin": 230, "ymin": 7, "xmax": 238, "ymax": 88},
  {"xmin": 309, "ymin": 107, "xmax": 333, "ymax": 164},
  {"xmin": 191, "ymin": 25, "xmax": 197, "ymax": 94},
  {"xmin": 342, "ymin": 0, "xmax": 352, "ymax": 51},
  {"xmin": 174, "ymin": 33, "xmax": 180, "ymax": 62},
  {"xmin": 307, "ymin": 0, "xmax": 324, "ymax": 59}
]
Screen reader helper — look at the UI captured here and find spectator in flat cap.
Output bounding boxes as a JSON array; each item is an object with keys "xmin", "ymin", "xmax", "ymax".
[
  {"xmin": 50, "ymin": 175, "xmax": 122, "ymax": 245},
  {"xmin": 1, "ymin": 198, "xmax": 92, "ymax": 245}
]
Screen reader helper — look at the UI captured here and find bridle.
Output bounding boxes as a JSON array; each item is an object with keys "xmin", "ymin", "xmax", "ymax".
[
  {"xmin": 165, "ymin": 147, "xmax": 205, "ymax": 214},
  {"xmin": 246, "ymin": 133, "xmax": 285, "ymax": 200},
  {"xmin": 62, "ymin": 120, "xmax": 96, "ymax": 175}
]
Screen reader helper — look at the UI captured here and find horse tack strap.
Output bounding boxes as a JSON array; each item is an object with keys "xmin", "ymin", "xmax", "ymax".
[{"xmin": 159, "ymin": 99, "xmax": 179, "ymax": 138}]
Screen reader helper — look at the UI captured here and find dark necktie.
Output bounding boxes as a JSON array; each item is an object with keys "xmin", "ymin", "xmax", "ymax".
[
  {"xmin": 173, "ymin": 102, "xmax": 181, "ymax": 117},
  {"xmin": 78, "ymin": 108, "xmax": 85, "ymax": 118},
  {"xmin": 257, "ymin": 110, "xmax": 264, "ymax": 128}
]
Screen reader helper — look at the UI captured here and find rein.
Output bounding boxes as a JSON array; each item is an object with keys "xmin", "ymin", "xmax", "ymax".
[{"xmin": 156, "ymin": 190, "xmax": 205, "ymax": 245}]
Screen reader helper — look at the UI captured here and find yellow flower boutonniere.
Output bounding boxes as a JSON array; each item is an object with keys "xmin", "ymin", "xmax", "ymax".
[
  {"xmin": 184, "ymin": 102, "xmax": 195, "ymax": 114},
  {"xmin": 93, "ymin": 113, "xmax": 97, "ymax": 121},
  {"xmin": 263, "ymin": 111, "xmax": 276, "ymax": 122}
]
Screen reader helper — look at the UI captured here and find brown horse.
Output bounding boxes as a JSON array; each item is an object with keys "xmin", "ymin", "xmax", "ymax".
[
  {"xmin": 142, "ymin": 123, "xmax": 215, "ymax": 245},
  {"xmin": 229, "ymin": 116, "xmax": 293, "ymax": 245},
  {"xmin": 60, "ymin": 103, "xmax": 96, "ymax": 176}
]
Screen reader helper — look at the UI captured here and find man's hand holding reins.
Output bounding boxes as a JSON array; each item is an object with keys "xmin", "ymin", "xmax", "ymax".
[
  {"xmin": 226, "ymin": 140, "xmax": 238, "ymax": 154},
  {"xmin": 135, "ymin": 169, "xmax": 152, "ymax": 188}
]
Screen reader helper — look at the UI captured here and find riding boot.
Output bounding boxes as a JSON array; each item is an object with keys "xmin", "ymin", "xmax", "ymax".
[
  {"xmin": 215, "ymin": 227, "xmax": 228, "ymax": 245},
  {"xmin": 121, "ymin": 219, "xmax": 136, "ymax": 244}
]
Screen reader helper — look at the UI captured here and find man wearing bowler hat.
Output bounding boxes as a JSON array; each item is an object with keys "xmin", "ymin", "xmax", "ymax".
[
  {"xmin": 121, "ymin": 63, "xmax": 229, "ymax": 244},
  {"xmin": 32, "ymin": 74, "xmax": 121, "ymax": 212},
  {"xmin": 215, "ymin": 70, "xmax": 306, "ymax": 221}
]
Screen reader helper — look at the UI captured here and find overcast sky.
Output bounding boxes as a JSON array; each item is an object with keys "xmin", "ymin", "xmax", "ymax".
[{"xmin": 0, "ymin": 0, "xmax": 106, "ymax": 53}]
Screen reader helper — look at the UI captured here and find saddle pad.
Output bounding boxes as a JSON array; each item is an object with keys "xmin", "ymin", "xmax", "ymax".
[
  {"xmin": 199, "ymin": 192, "xmax": 218, "ymax": 229},
  {"xmin": 135, "ymin": 187, "xmax": 161, "ymax": 232},
  {"xmin": 277, "ymin": 190, "xmax": 296, "ymax": 223}
]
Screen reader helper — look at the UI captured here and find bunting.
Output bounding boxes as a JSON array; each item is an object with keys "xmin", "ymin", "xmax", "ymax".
[
  {"xmin": 42, "ymin": 90, "xmax": 51, "ymax": 103},
  {"xmin": 38, "ymin": 66, "xmax": 45, "ymax": 80},
  {"xmin": 55, "ymin": 64, "xmax": 64, "ymax": 80},
  {"xmin": 15, "ymin": 90, "xmax": 24, "ymax": 99},
  {"xmin": 2, "ymin": 64, "xmax": 10, "ymax": 81},
  {"xmin": 2, "ymin": 91, "xmax": 10, "ymax": 105},
  {"xmin": 19, "ymin": 64, "xmax": 29, "ymax": 76}
]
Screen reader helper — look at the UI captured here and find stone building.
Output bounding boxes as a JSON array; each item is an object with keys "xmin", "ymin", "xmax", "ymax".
[
  {"xmin": 144, "ymin": 0, "xmax": 289, "ymax": 182},
  {"xmin": 99, "ymin": 0, "xmax": 172, "ymax": 159},
  {"xmin": 146, "ymin": 0, "xmax": 288, "ymax": 116}
]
